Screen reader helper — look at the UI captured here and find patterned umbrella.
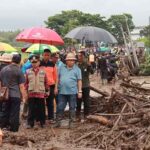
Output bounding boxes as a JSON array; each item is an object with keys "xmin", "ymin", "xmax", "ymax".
[{"xmin": 26, "ymin": 44, "xmax": 59, "ymax": 54}]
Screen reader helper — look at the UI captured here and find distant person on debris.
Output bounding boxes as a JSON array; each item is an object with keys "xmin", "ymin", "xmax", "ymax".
[
  {"xmin": 76, "ymin": 50, "xmax": 94, "ymax": 121},
  {"xmin": 55, "ymin": 52, "xmax": 82, "ymax": 128},
  {"xmin": 0, "ymin": 54, "xmax": 27, "ymax": 132},
  {"xmin": 89, "ymin": 51, "xmax": 96, "ymax": 71},
  {"xmin": 25, "ymin": 55, "xmax": 49, "ymax": 128},
  {"xmin": 40, "ymin": 49, "xmax": 58, "ymax": 123},
  {"xmin": 106, "ymin": 53, "xmax": 118, "ymax": 83},
  {"xmin": 98, "ymin": 53, "xmax": 108, "ymax": 85}
]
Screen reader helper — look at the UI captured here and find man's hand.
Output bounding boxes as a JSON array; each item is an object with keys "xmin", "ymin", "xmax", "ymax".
[
  {"xmin": 22, "ymin": 92, "xmax": 28, "ymax": 102},
  {"xmin": 54, "ymin": 87, "xmax": 58, "ymax": 95},
  {"xmin": 46, "ymin": 89, "xmax": 50, "ymax": 96},
  {"xmin": 20, "ymin": 83, "xmax": 28, "ymax": 102},
  {"xmin": 78, "ymin": 92, "xmax": 82, "ymax": 98}
]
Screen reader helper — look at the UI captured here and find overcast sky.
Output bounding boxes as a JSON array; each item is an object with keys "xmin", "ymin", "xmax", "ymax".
[{"xmin": 0, "ymin": 0, "xmax": 150, "ymax": 31}]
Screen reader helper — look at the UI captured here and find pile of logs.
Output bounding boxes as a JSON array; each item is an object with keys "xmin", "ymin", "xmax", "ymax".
[{"xmin": 70, "ymin": 80, "xmax": 150, "ymax": 150}]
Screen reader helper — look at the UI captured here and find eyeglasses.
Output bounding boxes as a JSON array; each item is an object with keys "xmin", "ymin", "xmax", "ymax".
[
  {"xmin": 66, "ymin": 60, "xmax": 75, "ymax": 62},
  {"xmin": 31, "ymin": 61, "xmax": 38, "ymax": 63}
]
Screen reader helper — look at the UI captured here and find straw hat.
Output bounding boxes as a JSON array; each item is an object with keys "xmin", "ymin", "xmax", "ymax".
[
  {"xmin": 0, "ymin": 53, "xmax": 13, "ymax": 62},
  {"xmin": 65, "ymin": 52, "xmax": 77, "ymax": 61}
]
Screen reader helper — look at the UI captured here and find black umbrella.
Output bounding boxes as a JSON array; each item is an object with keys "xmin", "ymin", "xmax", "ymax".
[{"xmin": 65, "ymin": 26, "xmax": 117, "ymax": 43}]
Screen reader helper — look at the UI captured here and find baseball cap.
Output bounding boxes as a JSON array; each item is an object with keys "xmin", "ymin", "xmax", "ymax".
[{"xmin": 29, "ymin": 54, "xmax": 40, "ymax": 63}]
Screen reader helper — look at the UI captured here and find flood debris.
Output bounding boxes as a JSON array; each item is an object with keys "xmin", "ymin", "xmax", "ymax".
[
  {"xmin": 69, "ymin": 79, "xmax": 150, "ymax": 150},
  {"xmin": 2, "ymin": 78, "xmax": 150, "ymax": 150}
]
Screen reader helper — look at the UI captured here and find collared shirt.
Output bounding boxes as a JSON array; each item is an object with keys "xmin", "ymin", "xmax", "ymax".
[
  {"xmin": 40, "ymin": 60, "xmax": 57, "ymax": 86},
  {"xmin": 56, "ymin": 60, "xmax": 63, "ymax": 70},
  {"xmin": 0, "ymin": 64, "xmax": 25, "ymax": 98},
  {"xmin": 78, "ymin": 59, "xmax": 94, "ymax": 88},
  {"xmin": 58, "ymin": 64, "xmax": 82, "ymax": 95}
]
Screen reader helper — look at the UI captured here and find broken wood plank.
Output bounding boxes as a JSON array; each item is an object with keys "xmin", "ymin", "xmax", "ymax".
[
  {"xmin": 74, "ymin": 132, "xmax": 93, "ymax": 143},
  {"xmin": 90, "ymin": 85, "xmax": 110, "ymax": 97},
  {"xmin": 111, "ymin": 103, "xmax": 127, "ymax": 131},
  {"xmin": 120, "ymin": 82, "xmax": 150, "ymax": 92},
  {"xmin": 95, "ymin": 113, "xmax": 135, "ymax": 116}
]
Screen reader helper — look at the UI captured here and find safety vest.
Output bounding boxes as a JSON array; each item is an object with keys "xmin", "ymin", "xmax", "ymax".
[{"xmin": 27, "ymin": 68, "xmax": 46, "ymax": 94}]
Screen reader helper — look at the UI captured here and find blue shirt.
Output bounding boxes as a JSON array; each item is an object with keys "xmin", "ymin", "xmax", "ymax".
[
  {"xmin": 56, "ymin": 60, "xmax": 63, "ymax": 70},
  {"xmin": 58, "ymin": 64, "xmax": 82, "ymax": 95},
  {"xmin": 21, "ymin": 60, "xmax": 32, "ymax": 74}
]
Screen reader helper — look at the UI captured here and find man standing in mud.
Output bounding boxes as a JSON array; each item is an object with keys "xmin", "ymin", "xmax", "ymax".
[
  {"xmin": 76, "ymin": 50, "xmax": 94, "ymax": 121},
  {"xmin": 55, "ymin": 52, "xmax": 82, "ymax": 128},
  {"xmin": 25, "ymin": 55, "xmax": 49, "ymax": 128},
  {"xmin": 0, "ymin": 54, "xmax": 27, "ymax": 132},
  {"xmin": 40, "ymin": 49, "xmax": 58, "ymax": 123}
]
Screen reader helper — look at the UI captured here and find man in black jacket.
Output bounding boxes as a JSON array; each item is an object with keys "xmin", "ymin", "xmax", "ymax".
[{"xmin": 76, "ymin": 50, "xmax": 94, "ymax": 121}]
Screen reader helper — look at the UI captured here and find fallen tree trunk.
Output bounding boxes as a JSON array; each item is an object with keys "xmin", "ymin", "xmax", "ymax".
[
  {"xmin": 87, "ymin": 115, "xmax": 110, "ymax": 125},
  {"xmin": 89, "ymin": 86, "xmax": 110, "ymax": 97}
]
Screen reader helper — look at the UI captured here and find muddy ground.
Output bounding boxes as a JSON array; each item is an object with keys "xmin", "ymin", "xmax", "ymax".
[{"xmin": 1, "ymin": 75, "xmax": 150, "ymax": 150}]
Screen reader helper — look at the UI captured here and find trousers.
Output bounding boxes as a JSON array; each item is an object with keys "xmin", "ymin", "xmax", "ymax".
[
  {"xmin": 46, "ymin": 85, "xmax": 55, "ymax": 120},
  {"xmin": 0, "ymin": 97, "xmax": 21, "ymax": 132},
  {"xmin": 57, "ymin": 94, "xmax": 76, "ymax": 122},
  {"xmin": 28, "ymin": 98, "xmax": 45, "ymax": 127},
  {"xmin": 76, "ymin": 87, "xmax": 90, "ymax": 118}
]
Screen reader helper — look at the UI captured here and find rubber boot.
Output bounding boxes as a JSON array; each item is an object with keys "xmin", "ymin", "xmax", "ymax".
[
  {"xmin": 53, "ymin": 114, "xmax": 62, "ymax": 128},
  {"xmin": 76, "ymin": 111, "xmax": 81, "ymax": 122},
  {"xmin": 68, "ymin": 111, "xmax": 76, "ymax": 129}
]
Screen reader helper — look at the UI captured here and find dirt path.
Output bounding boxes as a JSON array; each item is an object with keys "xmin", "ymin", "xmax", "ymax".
[{"xmin": 2, "ymin": 122, "xmax": 99, "ymax": 150}]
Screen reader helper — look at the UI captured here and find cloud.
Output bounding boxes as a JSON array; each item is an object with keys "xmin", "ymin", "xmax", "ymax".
[{"xmin": 0, "ymin": 0, "xmax": 150, "ymax": 30}]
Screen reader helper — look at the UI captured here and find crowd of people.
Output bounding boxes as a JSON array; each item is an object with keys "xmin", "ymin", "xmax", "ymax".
[{"xmin": 0, "ymin": 46, "xmax": 123, "ymax": 132}]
